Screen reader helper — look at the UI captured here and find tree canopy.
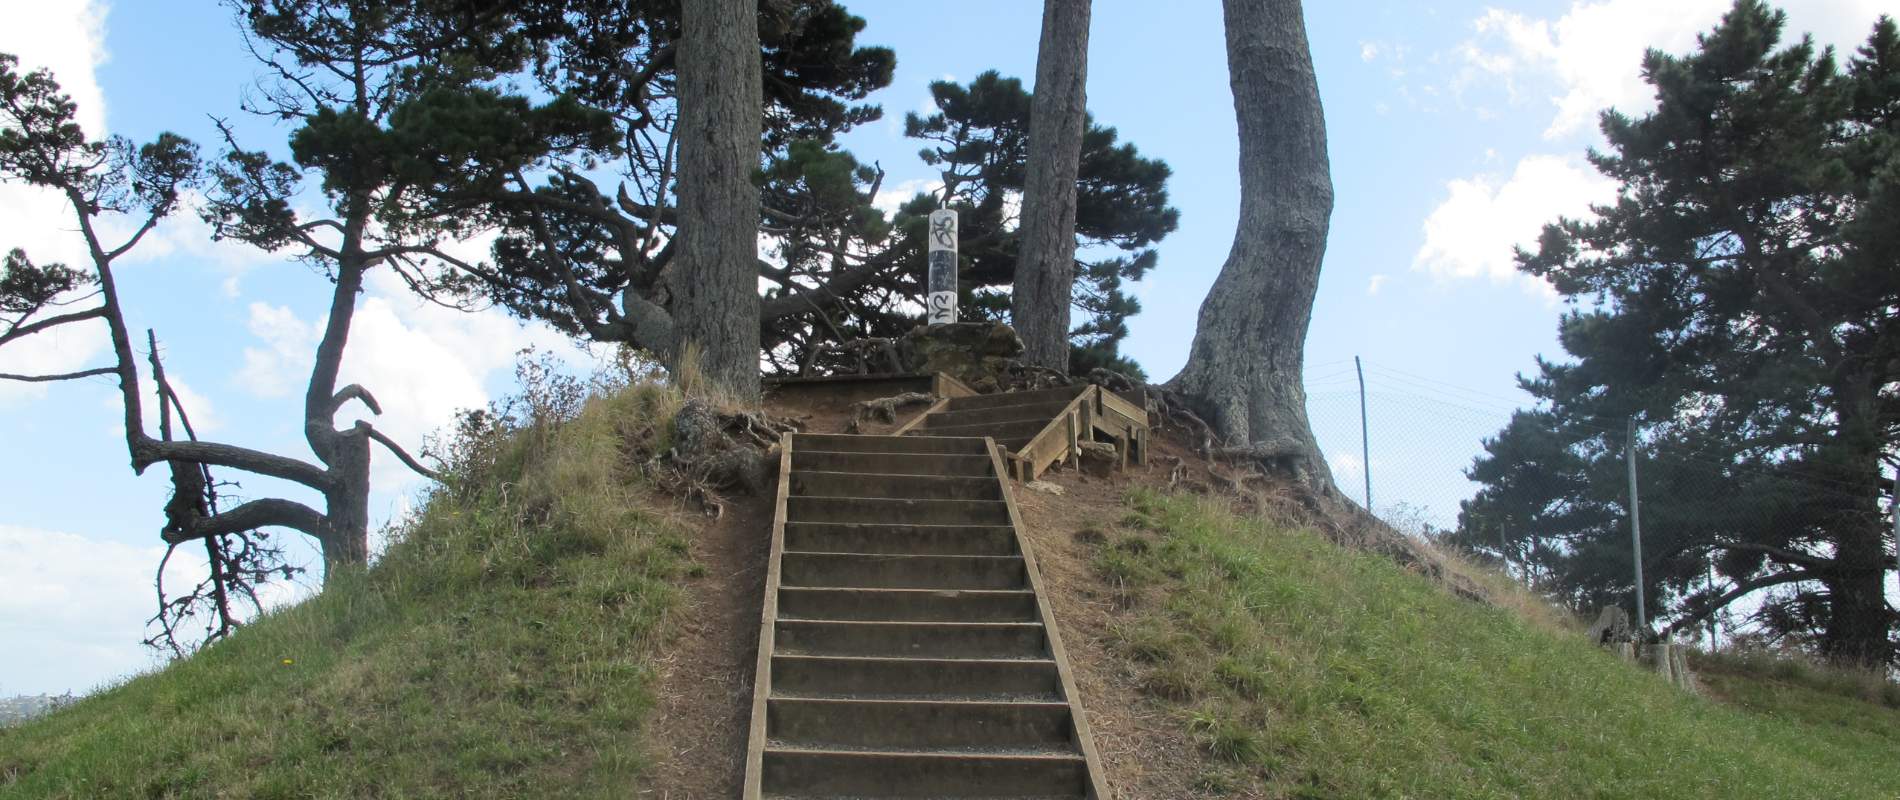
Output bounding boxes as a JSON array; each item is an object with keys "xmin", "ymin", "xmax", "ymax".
[{"xmin": 1451, "ymin": 1, "xmax": 1900, "ymax": 666}]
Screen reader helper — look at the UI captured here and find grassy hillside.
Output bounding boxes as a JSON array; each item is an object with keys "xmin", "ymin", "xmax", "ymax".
[
  {"xmin": 6, "ymin": 377, "xmax": 1896, "ymax": 799},
  {"xmin": 0, "ymin": 378, "xmax": 697, "ymax": 799},
  {"xmin": 1095, "ymin": 489, "xmax": 1900, "ymax": 799}
]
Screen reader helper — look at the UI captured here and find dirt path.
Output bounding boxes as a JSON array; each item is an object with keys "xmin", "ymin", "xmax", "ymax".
[
  {"xmin": 1013, "ymin": 464, "xmax": 1224, "ymax": 799},
  {"xmin": 638, "ymin": 490, "xmax": 771, "ymax": 799}
]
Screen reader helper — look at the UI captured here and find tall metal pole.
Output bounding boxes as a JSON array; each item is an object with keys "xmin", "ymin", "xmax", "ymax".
[
  {"xmin": 926, "ymin": 209, "xmax": 959, "ymax": 326},
  {"xmin": 1627, "ymin": 417, "xmax": 1647, "ymax": 635},
  {"xmin": 1355, "ymin": 356, "xmax": 1371, "ymax": 512}
]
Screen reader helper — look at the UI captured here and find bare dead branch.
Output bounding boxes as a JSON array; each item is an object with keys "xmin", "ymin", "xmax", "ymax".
[
  {"xmin": 329, "ymin": 383, "xmax": 383, "ymax": 417},
  {"xmin": 162, "ymin": 497, "xmax": 327, "ymax": 544},
  {"xmin": 0, "ymin": 366, "xmax": 117, "ymax": 382},
  {"xmin": 0, "ymin": 305, "xmax": 106, "ymax": 347},
  {"xmin": 358, "ymin": 422, "xmax": 443, "ymax": 482}
]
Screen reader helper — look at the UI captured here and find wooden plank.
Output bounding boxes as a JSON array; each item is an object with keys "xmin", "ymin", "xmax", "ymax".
[
  {"xmin": 986, "ymin": 440, "xmax": 1114, "ymax": 800},
  {"xmin": 891, "ymin": 396, "xmax": 951, "ymax": 436},
  {"xmin": 933, "ymin": 372, "xmax": 981, "ymax": 399},
  {"xmin": 1013, "ymin": 388, "xmax": 1097, "ymax": 482},
  {"xmin": 742, "ymin": 433, "xmax": 795, "ymax": 800},
  {"xmin": 1097, "ymin": 387, "xmax": 1146, "ymax": 427}
]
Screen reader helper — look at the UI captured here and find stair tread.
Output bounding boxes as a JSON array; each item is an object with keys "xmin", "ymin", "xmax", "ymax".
[
  {"xmin": 772, "ymin": 690, "xmax": 1061, "ymax": 703},
  {"xmin": 782, "ymin": 552, "xmax": 1024, "ymax": 561},
  {"xmin": 773, "ymin": 653, "xmax": 1054, "ymax": 665},
  {"xmin": 765, "ymin": 740, "xmax": 1080, "ymax": 757}
]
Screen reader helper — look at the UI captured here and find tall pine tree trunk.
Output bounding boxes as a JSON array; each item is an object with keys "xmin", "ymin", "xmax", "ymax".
[
  {"xmin": 673, "ymin": 0, "xmax": 764, "ymax": 399},
  {"xmin": 1169, "ymin": 0, "xmax": 1334, "ymax": 489},
  {"xmin": 1012, "ymin": 0, "xmax": 1092, "ymax": 372},
  {"xmin": 1821, "ymin": 384, "xmax": 1893, "ymax": 667}
]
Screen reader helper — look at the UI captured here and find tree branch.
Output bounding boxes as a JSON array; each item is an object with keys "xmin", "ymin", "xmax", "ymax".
[
  {"xmin": 329, "ymin": 383, "xmax": 383, "ymax": 417},
  {"xmin": 0, "ymin": 366, "xmax": 117, "ymax": 382},
  {"xmin": 357, "ymin": 422, "xmax": 442, "ymax": 482},
  {"xmin": 135, "ymin": 438, "xmax": 333, "ymax": 490},
  {"xmin": 0, "ymin": 305, "xmax": 106, "ymax": 347},
  {"xmin": 1664, "ymin": 569, "xmax": 1819, "ymax": 637},
  {"xmin": 162, "ymin": 497, "xmax": 326, "ymax": 544}
]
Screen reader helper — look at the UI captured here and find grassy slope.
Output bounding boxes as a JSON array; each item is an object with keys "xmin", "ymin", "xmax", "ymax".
[
  {"xmin": 6, "ymin": 382, "xmax": 1896, "ymax": 799},
  {"xmin": 0, "ymin": 383, "xmax": 694, "ymax": 799},
  {"xmin": 1097, "ymin": 489, "xmax": 1900, "ymax": 799}
]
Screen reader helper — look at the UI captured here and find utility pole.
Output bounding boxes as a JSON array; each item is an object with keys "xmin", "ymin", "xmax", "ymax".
[
  {"xmin": 1627, "ymin": 416, "xmax": 1647, "ymax": 636},
  {"xmin": 1356, "ymin": 356, "xmax": 1370, "ymax": 512}
]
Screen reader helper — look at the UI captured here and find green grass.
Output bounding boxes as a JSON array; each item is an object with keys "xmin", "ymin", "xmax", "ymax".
[
  {"xmin": 0, "ymin": 378, "xmax": 697, "ymax": 799},
  {"xmin": 1098, "ymin": 489, "xmax": 1900, "ymax": 799}
]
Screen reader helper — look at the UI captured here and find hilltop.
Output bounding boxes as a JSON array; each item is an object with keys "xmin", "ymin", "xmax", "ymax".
[{"xmin": 2, "ymin": 376, "xmax": 1896, "ymax": 799}]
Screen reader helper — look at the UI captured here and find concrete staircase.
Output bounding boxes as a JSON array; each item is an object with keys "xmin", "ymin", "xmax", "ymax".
[
  {"xmin": 743, "ymin": 432, "xmax": 1109, "ymax": 799},
  {"xmin": 899, "ymin": 384, "xmax": 1151, "ymax": 482}
]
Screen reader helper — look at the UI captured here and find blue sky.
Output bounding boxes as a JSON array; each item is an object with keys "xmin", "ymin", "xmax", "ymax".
[{"xmin": 1, "ymin": 0, "xmax": 1892, "ymax": 695}]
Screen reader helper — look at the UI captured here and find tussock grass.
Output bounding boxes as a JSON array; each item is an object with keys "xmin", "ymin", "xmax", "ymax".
[
  {"xmin": 0, "ymin": 368, "xmax": 700, "ymax": 799},
  {"xmin": 1096, "ymin": 489, "xmax": 1900, "ymax": 799}
]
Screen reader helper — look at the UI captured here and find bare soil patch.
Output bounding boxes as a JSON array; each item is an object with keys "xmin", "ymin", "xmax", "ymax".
[
  {"xmin": 1012, "ymin": 462, "xmax": 1231, "ymax": 799},
  {"xmin": 637, "ymin": 490, "xmax": 772, "ymax": 799}
]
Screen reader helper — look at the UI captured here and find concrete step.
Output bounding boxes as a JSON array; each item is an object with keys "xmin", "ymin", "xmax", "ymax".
[
  {"xmin": 768, "ymin": 697, "xmax": 1075, "ymax": 753},
  {"xmin": 921, "ymin": 399, "xmax": 1076, "ymax": 430},
  {"xmin": 941, "ymin": 385, "xmax": 1087, "ymax": 413},
  {"xmin": 913, "ymin": 417, "xmax": 1052, "ymax": 443},
  {"xmin": 775, "ymin": 620, "xmax": 1046, "ymax": 659},
  {"xmin": 788, "ymin": 470, "xmax": 1001, "ymax": 502},
  {"xmin": 792, "ymin": 433, "xmax": 988, "ymax": 455},
  {"xmin": 783, "ymin": 522, "xmax": 1018, "ymax": 556},
  {"xmin": 760, "ymin": 748, "xmax": 1088, "ymax": 798},
  {"xmin": 778, "ymin": 587, "xmax": 1038, "ymax": 622},
  {"xmin": 770, "ymin": 655, "xmax": 1060, "ymax": 700},
  {"xmin": 790, "ymin": 449, "xmax": 995, "ymax": 477},
  {"xmin": 780, "ymin": 553, "xmax": 1026, "ymax": 590},
  {"xmin": 786, "ymin": 496, "xmax": 1012, "ymax": 526}
]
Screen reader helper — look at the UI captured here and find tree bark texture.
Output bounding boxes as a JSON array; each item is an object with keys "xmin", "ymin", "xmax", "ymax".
[
  {"xmin": 1169, "ymin": 0, "xmax": 1334, "ymax": 489},
  {"xmin": 1012, "ymin": 0, "xmax": 1092, "ymax": 373},
  {"xmin": 1819, "ymin": 386, "xmax": 1893, "ymax": 667},
  {"xmin": 673, "ymin": 0, "xmax": 765, "ymax": 399}
]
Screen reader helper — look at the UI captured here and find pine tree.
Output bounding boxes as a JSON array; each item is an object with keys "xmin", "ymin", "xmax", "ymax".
[
  {"xmin": 1169, "ymin": 0, "xmax": 1334, "ymax": 488},
  {"xmin": 1459, "ymin": 2, "xmax": 1899, "ymax": 666}
]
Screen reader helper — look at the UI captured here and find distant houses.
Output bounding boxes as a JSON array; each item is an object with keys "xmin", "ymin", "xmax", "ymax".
[{"xmin": 0, "ymin": 694, "xmax": 75, "ymax": 726}]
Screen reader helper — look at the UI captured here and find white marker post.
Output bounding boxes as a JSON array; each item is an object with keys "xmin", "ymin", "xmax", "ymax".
[{"xmin": 927, "ymin": 209, "xmax": 958, "ymax": 325}]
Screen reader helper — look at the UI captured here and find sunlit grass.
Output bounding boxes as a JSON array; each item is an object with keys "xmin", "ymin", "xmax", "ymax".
[
  {"xmin": 0, "ymin": 374, "xmax": 699, "ymax": 799},
  {"xmin": 1096, "ymin": 488, "xmax": 1900, "ymax": 798}
]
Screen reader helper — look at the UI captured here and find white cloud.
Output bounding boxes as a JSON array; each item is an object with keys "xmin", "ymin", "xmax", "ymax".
[
  {"xmin": 235, "ymin": 269, "xmax": 596, "ymax": 492},
  {"xmin": 1361, "ymin": 41, "xmax": 1382, "ymax": 62},
  {"xmin": 0, "ymin": 314, "xmax": 111, "ymax": 404},
  {"xmin": 0, "ymin": 523, "xmax": 315, "ymax": 695},
  {"xmin": 1413, "ymin": 154, "xmax": 1615, "ymax": 291},
  {"xmin": 0, "ymin": 2, "xmax": 108, "ymax": 264},
  {"xmin": 872, "ymin": 178, "xmax": 942, "ymax": 217},
  {"xmin": 0, "ymin": 525, "xmax": 166, "ymax": 694},
  {"xmin": 110, "ymin": 192, "xmax": 289, "ymax": 295},
  {"xmin": 0, "ymin": 1, "xmax": 108, "ymax": 136},
  {"xmin": 235, "ymin": 301, "xmax": 319, "ymax": 399},
  {"xmin": 0, "ymin": 2, "xmax": 113, "ymax": 404},
  {"xmin": 1367, "ymin": 274, "xmax": 1389, "ymax": 296},
  {"xmin": 1461, "ymin": 0, "xmax": 1895, "ymax": 139}
]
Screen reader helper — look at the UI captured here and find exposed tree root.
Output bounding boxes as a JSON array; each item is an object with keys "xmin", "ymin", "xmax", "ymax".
[{"xmin": 851, "ymin": 391, "xmax": 936, "ymax": 426}]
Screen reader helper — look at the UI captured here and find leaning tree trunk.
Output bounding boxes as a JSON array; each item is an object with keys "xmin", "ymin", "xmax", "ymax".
[
  {"xmin": 1011, "ymin": 0, "xmax": 1092, "ymax": 373},
  {"xmin": 1169, "ymin": 0, "xmax": 1334, "ymax": 490},
  {"xmin": 673, "ymin": 0, "xmax": 764, "ymax": 399}
]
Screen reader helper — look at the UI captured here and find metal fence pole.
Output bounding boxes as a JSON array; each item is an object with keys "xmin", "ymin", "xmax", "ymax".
[
  {"xmin": 1356, "ymin": 356, "xmax": 1371, "ymax": 512},
  {"xmin": 1627, "ymin": 417, "xmax": 1647, "ymax": 635}
]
